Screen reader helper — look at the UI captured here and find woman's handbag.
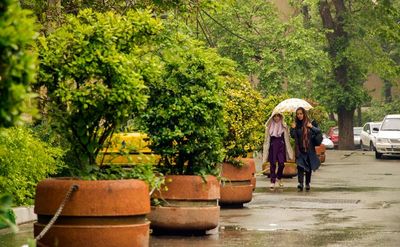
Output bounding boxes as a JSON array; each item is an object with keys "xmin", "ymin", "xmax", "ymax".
[{"xmin": 312, "ymin": 131, "xmax": 323, "ymax": 146}]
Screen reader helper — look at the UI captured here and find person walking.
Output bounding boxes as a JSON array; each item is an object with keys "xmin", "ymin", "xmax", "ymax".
[
  {"xmin": 263, "ymin": 113, "xmax": 294, "ymax": 190},
  {"xmin": 290, "ymin": 107, "xmax": 321, "ymax": 192}
]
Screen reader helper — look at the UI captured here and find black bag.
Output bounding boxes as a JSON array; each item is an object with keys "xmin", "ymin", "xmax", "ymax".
[
  {"xmin": 310, "ymin": 120, "xmax": 323, "ymax": 146},
  {"xmin": 312, "ymin": 131, "xmax": 323, "ymax": 146}
]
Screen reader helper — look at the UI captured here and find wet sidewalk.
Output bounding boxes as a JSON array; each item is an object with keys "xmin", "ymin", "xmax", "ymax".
[
  {"xmin": 1, "ymin": 150, "xmax": 400, "ymax": 246},
  {"xmin": 152, "ymin": 150, "xmax": 400, "ymax": 246}
]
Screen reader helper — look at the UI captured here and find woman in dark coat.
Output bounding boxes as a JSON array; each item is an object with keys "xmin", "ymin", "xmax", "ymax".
[{"xmin": 290, "ymin": 107, "xmax": 321, "ymax": 191}]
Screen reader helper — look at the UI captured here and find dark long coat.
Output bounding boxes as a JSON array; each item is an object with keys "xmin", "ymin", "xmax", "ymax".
[{"xmin": 290, "ymin": 120, "xmax": 321, "ymax": 172}]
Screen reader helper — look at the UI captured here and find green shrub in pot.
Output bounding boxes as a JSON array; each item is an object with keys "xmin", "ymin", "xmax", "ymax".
[{"xmin": 37, "ymin": 9, "xmax": 163, "ymax": 179}]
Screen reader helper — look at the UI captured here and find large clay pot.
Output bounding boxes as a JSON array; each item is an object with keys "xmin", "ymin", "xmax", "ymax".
[
  {"xmin": 219, "ymin": 158, "xmax": 255, "ymax": 206},
  {"xmin": 34, "ymin": 178, "xmax": 150, "ymax": 247},
  {"xmin": 315, "ymin": 144, "xmax": 326, "ymax": 163},
  {"xmin": 148, "ymin": 175, "xmax": 220, "ymax": 234}
]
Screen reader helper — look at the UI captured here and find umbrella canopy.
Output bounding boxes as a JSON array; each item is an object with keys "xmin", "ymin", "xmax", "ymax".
[{"xmin": 272, "ymin": 98, "xmax": 313, "ymax": 114}]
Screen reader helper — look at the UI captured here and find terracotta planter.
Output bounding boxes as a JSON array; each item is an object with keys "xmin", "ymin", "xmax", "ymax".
[
  {"xmin": 219, "ymin": 158, "xmax": 255, "ymax": 206},
  {"xmin": 148, "ymin": 175, "xmax": 220, "ymax": 233},
  {"xmin": 262, "ymin": 161, "xmax": 297, "ymax": 178},
  {"xmin": 240, "ymin": 158, "xmax": 256, "ymax": 190},
  {"xmin": 34, "ymin": 178, "xmax": 150, "ymax": 247},
  {"xmin": 315, "ymin": 144, "xmax": 326, "ymax": 163}
]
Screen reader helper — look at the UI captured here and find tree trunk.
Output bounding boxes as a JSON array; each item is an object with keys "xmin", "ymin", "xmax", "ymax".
[
  {"xmin": 383, "ymin": 79, "xmax": 392, "ymax": 103},
  {"xmin": 319, "ymin": 0, "xmax": 356, "ymax": 150},
  {"xmin": 338, "ymin": 106, "xmax": 355, "ymax": 150},
  {"xmin": 329, "ymin": 112, "xmax": 336, "ymax": 122},
  {"xmin": 356, "ymin": 107, "xmax": 362, "ymax": 127}
]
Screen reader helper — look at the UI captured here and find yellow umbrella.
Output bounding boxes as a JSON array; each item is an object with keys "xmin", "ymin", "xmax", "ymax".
[{"xmin": 272, "ymin": 98, "xmax": 313, "ymax": 114}]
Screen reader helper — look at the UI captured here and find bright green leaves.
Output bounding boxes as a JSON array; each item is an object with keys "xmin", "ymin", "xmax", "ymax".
[
  {"xmin": 198, "ymin": 0, "xmax": 330, "ymax": 98},
  {"xmin": 0, "ymin": 126, "xmax": 63, "ymax": 206},
  {"xmin": 222, "ymin": 65, "xmax": 266, "ymax": 159},
  {"xmin": 37, "ymin": 9, "xmax": 162, "ymax": 175},
  {"xmin": 143, "ymin": 36, "xmax": 227, "ymax": 175},
  {"xmin": 0, "ymin": 0, "xmax": 38, "ymax": 127},
  {"xmin": 0, "ymin": 194, "xmax": 17, "ymax": 231}
]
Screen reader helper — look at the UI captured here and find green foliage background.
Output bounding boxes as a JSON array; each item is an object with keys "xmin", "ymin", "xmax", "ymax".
[
  {"xmin": 0, "ymin": 126, "xmax": 63, "ymax": 205},
  {"xmin": 0, "ymin": 0, "xmax": 38, "ymax": 127}
]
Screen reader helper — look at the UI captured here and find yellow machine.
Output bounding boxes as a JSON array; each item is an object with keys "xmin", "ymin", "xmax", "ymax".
[{"xmin": 97, "ymin": 132, "xmax": 160, "ymax": 166}]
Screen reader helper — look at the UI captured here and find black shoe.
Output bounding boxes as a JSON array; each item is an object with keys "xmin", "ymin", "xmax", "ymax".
[
  {"xmin": 297, "ymin": 184, "xmax": 303, "ymax": 192},
  {"xmin": 305, "ymin": 184, "xmax": 310, "ymax": 191}
]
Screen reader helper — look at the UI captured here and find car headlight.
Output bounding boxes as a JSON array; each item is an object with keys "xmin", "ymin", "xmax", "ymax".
[{"xmin": 377, "ymin": 138, "xmax": 389, "ymax": 143}]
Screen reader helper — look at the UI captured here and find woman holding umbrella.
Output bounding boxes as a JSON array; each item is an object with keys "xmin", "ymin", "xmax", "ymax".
[
  {"xmin": 290, "ymin": 107, "xmax": 321, "ymax": 191},
  {"xmin": 262, "ymin": 112, "xmax": 294, "ymax": 190}
]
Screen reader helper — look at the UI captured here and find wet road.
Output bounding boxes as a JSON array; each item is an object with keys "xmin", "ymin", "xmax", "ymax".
[{"xmin": 1, "ymin": 150, "xmax": 400, "ymax": 246}]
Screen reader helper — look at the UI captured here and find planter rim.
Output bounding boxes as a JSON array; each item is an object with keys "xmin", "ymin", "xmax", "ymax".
[
  {"xmin": 35, "ymin": 178, "xmax": 150, "ymax": 216},
  {"xmin": 153, "ymin": 174, "xmax": 220, "ymax": 200}
]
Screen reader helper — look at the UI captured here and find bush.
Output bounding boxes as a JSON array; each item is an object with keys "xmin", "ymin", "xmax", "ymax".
[
  {"xmin": 37, "ymin": 9, "xmax": 162, "ymax": 177},
  {"xmin": 222, "ymin": 64, "xmax": 265, "ymax": 159},
  {"xmin": 0, "ymin": 194, "xmax": 17, "ymax": 231},
  {"xmin": 0, "ymin": 126, "xmax": 64, "ymax": 206},
  {"xmin": 142, "ymin": 35, "xmax": 227, "ymax": 176},
  {"xmin": 0, "ymin": 0, "xmax": 38, "ymax": 127}
]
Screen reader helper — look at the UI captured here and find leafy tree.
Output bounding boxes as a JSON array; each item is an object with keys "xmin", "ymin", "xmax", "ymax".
[
  {"xmin": 19, "ymin": 0, "xmax": 225, "ymax": 32},
  {"xmin": 298, "ymin": 0, "xmax": 400, "ymax": 149},
  {"xmin": 37, "ymin": 9, "xmax": 162, "ymax": 177},
  {"xmin": 360, "ymin": 99, "xmax": 400, "ymax": 123},
  {"xmin": 0, "ymin": 0, "xmax": 38, "ymax": 127},
  {"xmin": 194, "ymin": 0, "xmax": 331, "ymax": 98}
]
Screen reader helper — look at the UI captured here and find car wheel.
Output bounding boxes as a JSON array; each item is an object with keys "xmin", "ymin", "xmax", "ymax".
[{"xmin": 375, "ymin": 150, "xmax": 382, "ymax": 159}]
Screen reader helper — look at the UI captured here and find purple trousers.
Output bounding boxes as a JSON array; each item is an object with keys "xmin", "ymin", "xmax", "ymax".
[
  {"xmin": 270, "ymin": 162, "xmax": 285, "ymax": 183},
  {"xmin": 268, "ymin": 136, "xmax": 286, "ymax": 183}
]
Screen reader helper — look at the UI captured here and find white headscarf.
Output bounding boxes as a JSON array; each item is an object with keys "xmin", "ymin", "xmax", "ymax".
[{"xmin": 269, "ymin": 116, "xmax": 284, "ymax": 137}]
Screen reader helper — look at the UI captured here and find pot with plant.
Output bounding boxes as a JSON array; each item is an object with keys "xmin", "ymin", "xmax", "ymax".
[
  {"xmin": 219, "ymin": 72, "xmax": 265, "ymax": 206},
  {"xmin": 143, "ymin": 36, "xmax": 228, "ymax": 234},
  {"xmin": 33, "ymin": 10, "xmax": 163, "ymax": 247}
]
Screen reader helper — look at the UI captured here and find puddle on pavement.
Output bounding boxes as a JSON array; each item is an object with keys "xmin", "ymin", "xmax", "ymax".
[
  {"xmin": 0, "ymin": 224, "xmax": 33, "ymax": 247},
  {"xmin": 150, "ymin": 226, "xmax": 370, "ymax": 247},
  {"xmin": 254, "ymin": 186, "xmax": 398, "ymax": 193},
  {"xmin": 1, "ymin": 223, "xmax": 384, "ymax": 247}
]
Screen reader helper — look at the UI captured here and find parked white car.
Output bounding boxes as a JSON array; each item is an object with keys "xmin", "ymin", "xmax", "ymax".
[
  {"xmin": 353, "ymin": 127, "xmax": 363, "ymax": 148},
  {"xmin": 360, "ymin": 122, "xmax": 381, "ymax": 151},
  {"xmin": 322, "ymin": 133, "xmax": 334, "ymax": 149},
  {"xmin": 374, "ymin": 114, "xmax": 400, "ymax": 159}
]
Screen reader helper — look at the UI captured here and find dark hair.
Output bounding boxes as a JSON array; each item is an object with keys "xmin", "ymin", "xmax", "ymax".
[{"xmin": 295, "ymin": 107, "xmax": 310, "ymax": 151}]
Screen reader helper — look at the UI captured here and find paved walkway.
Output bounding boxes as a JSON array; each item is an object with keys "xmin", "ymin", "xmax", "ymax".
[
  {"xmin": 151, "ymin": 150, "xmax": 400, "ymax": 246},
  {"xmin": 1, "ymin": 150, "xmax": 399, "ymax": 246}
]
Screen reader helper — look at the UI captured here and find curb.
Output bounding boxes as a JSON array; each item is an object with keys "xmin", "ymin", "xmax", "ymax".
[{"xmin": 12, "ymin": 206, "xmax": 37, "ymax": 225}]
